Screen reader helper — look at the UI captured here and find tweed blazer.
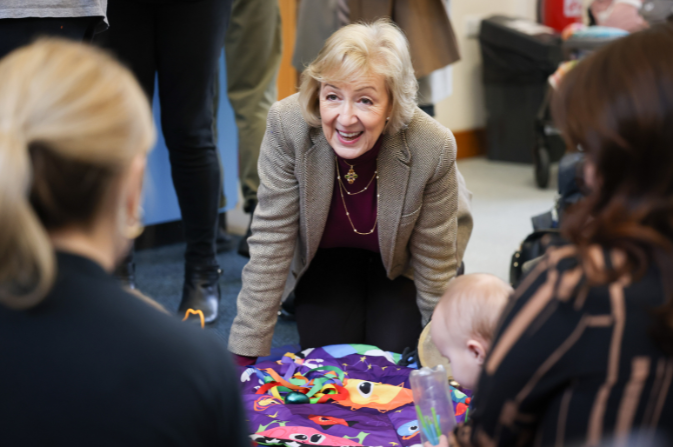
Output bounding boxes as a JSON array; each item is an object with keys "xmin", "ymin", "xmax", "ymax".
[{"xmin": 228, "ymin": 94, "xmax": 473, "ymax": 357}]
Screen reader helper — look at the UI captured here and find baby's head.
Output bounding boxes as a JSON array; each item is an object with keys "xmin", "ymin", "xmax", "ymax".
[{"xmin": 431, "ymin": 273, "xmax": 512, "ymax": 390}]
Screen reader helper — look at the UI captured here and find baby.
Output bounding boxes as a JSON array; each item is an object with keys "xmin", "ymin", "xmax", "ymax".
[
  {"xmin": 431, "ymin": 273, "xmax": 513, "ymax": 392},
  {"xmin": 426, "ymin": 274, "xmax": 512, "ymax": 447}
]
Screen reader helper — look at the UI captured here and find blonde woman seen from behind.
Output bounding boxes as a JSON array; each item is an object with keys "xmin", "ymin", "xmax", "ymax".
[{"xmin": 0, "ymin": 40, "xmax": 249, "ymax": 446}]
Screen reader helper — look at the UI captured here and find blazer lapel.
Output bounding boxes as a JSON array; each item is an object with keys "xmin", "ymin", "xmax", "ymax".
[
  {"xmin": 303, "ymin": 129, "xmax": 335, "ymax": 262},
  {"xmin": 377, "ymin": 130, "xmax": 411, "ymax": 272}
]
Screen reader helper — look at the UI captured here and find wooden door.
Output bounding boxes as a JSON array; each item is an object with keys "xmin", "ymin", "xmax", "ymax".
[{"xmin": 277, "ymin": 0, "xmax": 299, "ymax": 100}]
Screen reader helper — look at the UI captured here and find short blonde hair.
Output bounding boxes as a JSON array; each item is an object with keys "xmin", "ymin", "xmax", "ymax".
[
  {"xmin": 298, "ymin": 19, "xmax": 418, "ymax": 135},
  {"xmin": 435, "ymin": 274, "xmax": 513, "ymax": 343},
  {"xmin": 0, "ymin": 39, "xmax": 155, "ymax": 309}
]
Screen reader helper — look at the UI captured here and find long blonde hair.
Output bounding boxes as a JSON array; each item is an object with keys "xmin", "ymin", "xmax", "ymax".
[{"xmin": 0, "ymin": 39, "xmax": 155, "ymax": 309}]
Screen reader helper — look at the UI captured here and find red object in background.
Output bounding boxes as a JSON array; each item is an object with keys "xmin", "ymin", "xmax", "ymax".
[{"xmin": 540, "ymin": 0, "xmax": 584, "ymax": 32}]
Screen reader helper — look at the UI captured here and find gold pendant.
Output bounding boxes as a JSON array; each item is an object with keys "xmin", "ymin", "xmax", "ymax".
[{"xmin": 345, "ymin": 165, "xmax": 358, "ymax": 184}]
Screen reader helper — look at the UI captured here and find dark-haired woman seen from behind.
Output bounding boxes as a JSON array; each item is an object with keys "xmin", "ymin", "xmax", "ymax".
[
  {"xmin": 0, "ymin": 40, "xmax": 249, "ymax": 446},
  {"xmin": 469, "ymin": 24, "xmax": 673, "ymax": 446}
]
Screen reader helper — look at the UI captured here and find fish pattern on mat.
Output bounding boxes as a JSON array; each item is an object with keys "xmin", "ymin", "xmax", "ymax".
[{"xmin": 239, "ymin": 344, "xmax": 470, "ymax": 447}]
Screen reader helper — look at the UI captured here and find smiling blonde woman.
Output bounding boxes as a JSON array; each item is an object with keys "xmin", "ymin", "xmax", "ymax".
[{"xmin": 229, "ymin": 19, "xmax": 473, "ymax": 363}]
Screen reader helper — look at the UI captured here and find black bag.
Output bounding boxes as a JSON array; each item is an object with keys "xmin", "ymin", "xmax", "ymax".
[
  {"xmin": 511, "ymin": 125, "xmax": 586, "ymax": 287},
  {"xmin": 510, "ymin": 229, "xmax": 561, "ymax": 286}
]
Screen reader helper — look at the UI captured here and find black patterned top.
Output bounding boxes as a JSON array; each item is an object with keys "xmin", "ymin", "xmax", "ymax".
[{"xmin": 470, "ymin": 244, "xmax": 673, "ymax": 446}]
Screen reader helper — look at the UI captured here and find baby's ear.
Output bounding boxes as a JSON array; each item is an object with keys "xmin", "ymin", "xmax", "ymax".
[{"xmin": 466, "ymin": 339, "xmax": 488, "ymax": 365}]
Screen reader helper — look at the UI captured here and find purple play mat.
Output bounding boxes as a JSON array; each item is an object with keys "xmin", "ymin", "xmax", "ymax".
[{"xmin": 238, "ymin": 344, "xmax": 471, "ymax": 447}]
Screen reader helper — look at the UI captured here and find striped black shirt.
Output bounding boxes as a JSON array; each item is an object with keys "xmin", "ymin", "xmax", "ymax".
[{"xmin": 471, "ymin": 245, "xmax": 673, "ymax": 446}]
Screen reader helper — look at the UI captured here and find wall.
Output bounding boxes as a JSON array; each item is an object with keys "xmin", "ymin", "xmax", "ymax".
[{"xmin": 436, "ymin": 0, "xmax": 537, "ymax": 133}]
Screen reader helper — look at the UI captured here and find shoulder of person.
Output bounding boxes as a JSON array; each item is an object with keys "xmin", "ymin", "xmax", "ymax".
[
  {"xmin": 390, "ymin": 108, "xmax": 457, "ymax": 180},
  {"xmin": 86, "ymin": 281, "xmax": 235, "ymax": 381},
  {"xmin": 518, "ymin": 241, "xmax": 581, "ymax": 289},
  {"xmin": 511, "ymin": 241, "xmax": 595, "ymax": 317},
  {"xmin": 270, "ymin": 92, "xmax": 302, "ymax": 113},
  {"xmin": 402, "ymin": 107, "xmax": 457, "ymax": 161},
  {"xmin": 98, "ymin": 290, "xmax": 241, "ymax": 438},
  {"xmin": 268, "ymin": 93, "xmax": 308, "ymax": 131},
  {"xmin": 267, "ymin": 93, "xmax": 315, "ymax": 153}
]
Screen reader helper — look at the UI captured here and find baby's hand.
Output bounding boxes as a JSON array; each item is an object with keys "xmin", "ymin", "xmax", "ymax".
[{"xmin": 424, "ymin": 435, "xmax": 449, "ymax": 447}]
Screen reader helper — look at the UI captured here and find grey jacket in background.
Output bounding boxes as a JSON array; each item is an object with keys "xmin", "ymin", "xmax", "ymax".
[
  {"xmin": 292, "ymin": 0, "xmax": 460, "ymax": 79},
  {"xmin": 0, "ymin": 1, "xmax": 108, "ymax": 31},
  {"xmin": 292, "ymin": 0, "xmax": 341, "ymax": 72},
  {"xmin": 228, "ymin": 93, "xmax": 473, "ymax": 357}
]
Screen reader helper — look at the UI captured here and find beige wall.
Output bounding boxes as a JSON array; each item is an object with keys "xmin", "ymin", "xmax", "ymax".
[{"xmin": 436, "ymin": 0, "xmax": 537, "ymax": 132}]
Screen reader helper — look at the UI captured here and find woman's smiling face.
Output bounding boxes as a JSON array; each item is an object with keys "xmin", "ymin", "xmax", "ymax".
[{"xmin": 319, "ymin": 73, "xmax": 392, "ymax": 159}]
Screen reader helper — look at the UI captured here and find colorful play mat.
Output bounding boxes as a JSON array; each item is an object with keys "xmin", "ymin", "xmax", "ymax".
[{"xmin": 238, "ymin": 344, "xmax": 471, "ymax": 447}]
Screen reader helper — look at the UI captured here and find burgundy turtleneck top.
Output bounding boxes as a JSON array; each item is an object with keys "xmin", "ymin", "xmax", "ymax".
[{"xmin": 319, "ymin": 137, "xmax": 382, "ymax": 253}]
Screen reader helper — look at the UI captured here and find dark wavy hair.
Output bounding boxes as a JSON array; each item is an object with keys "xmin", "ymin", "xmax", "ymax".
[{"xmin": 552, "ymin": 23, "xmax": 673, "ymax": 354}]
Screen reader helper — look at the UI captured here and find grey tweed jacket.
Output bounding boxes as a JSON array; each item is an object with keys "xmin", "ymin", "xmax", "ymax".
[{"xmin": 228, "ymin": 94, "xmax": 473, "ymax": 357}]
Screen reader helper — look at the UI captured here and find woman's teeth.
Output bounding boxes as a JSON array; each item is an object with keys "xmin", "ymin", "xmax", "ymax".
[{"xmin": 338, "ymin": 130, "xmax": 363, "ymax": 140}]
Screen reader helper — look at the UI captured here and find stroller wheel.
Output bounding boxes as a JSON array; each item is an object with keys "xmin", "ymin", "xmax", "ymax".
[{"xmin": 535, "ymin": 146, "xmax": 551, "ymax": 188}]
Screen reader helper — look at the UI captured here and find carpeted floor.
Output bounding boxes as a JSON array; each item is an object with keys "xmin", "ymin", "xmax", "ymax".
[
  {"xmin": 134, "ymin": 157, "xmax": 557, "ymax": 349},
  {"xmin": 134, "ymin": 237, "xmax": 300, "ymax": 349}
]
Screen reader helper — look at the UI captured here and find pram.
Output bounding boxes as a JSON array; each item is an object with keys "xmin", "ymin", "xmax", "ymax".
[
  {"xmin": 533, "ymin": 26, "xmax": 628, "ymax": 188},
  {"xmin": 514, "ymin": 1, "xmax": 673, "ymax": 283},
  {"xmin": 511, "ymin": 151, "xmax": 585, "ymax": 285},
  {"xmin": 533, "ymin": 0, "xmax": 673, "ymax": 188}
]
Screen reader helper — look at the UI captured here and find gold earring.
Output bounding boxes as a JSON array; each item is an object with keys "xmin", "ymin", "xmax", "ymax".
[{"xmin": 125, "ymin": 207, "xmax": 145, "ymax": 240}]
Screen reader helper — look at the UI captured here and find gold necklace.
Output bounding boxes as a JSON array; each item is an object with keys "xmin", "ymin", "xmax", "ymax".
[
  {"xmin": 335, "ymin": 157, "xmax": 377, "ymax": 195},
  {"xmin": 334, "ymin": 158, "xmax": 379, "ymax": 235}
]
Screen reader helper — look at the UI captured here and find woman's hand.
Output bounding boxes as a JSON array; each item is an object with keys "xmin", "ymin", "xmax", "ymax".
[
  {"xmin": 424, "ymin": 434, "xmax": 449, "ymax": 447},
  {"xmin": 232, "ymin": 354, "xmax": 257, "ymax": 367},
  {"xmin": 423, "ymin": 427, "xmax": 470, "ymax": 447}
]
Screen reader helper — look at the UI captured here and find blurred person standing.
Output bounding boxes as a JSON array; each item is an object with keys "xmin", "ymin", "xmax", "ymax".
[
  {"xmin": 0, "ymin": 39, "xmax": 249, "ymax": 446},
  {"xmin": 224, "ymin": 0, "xmax": 282, "ymax": 257},
  {"xmin": 589, "ymin": 0, "xmax": 649, "ymax": 31},
  {"xmin": 292, "ymin": 0, "xmax": 343, "ymax": 74},
  {"xmin": 348, "ymin": 0, "xmax": 460, "ymax": 117},
  {"xmin": 292, "ymin": 0, "xmax": 460, "ymax": 117},
  {"xmin": 0, "ymin": 0, "xmax": 107, "ymax": 59},
  {"xmin": 97, "ymin": 0, "xmax": 232, "ymax": 324}
]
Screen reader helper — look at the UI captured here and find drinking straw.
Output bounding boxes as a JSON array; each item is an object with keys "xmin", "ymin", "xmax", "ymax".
[
  {"xmin": 431, "ymin": 407, "xmax": 442, "ymax": 439},
  {"xmin": 414, "ymin": 406, "xmax": 431, "ymax": 442},
  {"xmin": 415, "ymin": 405, "xmax": 438, "ymax": 445}
]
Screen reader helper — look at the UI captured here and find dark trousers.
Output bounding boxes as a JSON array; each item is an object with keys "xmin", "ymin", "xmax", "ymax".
[
  {"xmin": 97, "ymin": 0, "xmax": 231, "ymax": 266},
  {"xmin": 0, "ymin": 17, "xmax": 102, "ymax": 60},
  {"xmin": 294, "ymin": 248, "xmax": 423, "ymax": 354}
]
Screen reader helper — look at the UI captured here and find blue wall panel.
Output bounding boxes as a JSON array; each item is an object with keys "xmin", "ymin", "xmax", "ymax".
[{"xmin": 143, "ymin": 50, "xmax": 239, "ymax": 226}]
